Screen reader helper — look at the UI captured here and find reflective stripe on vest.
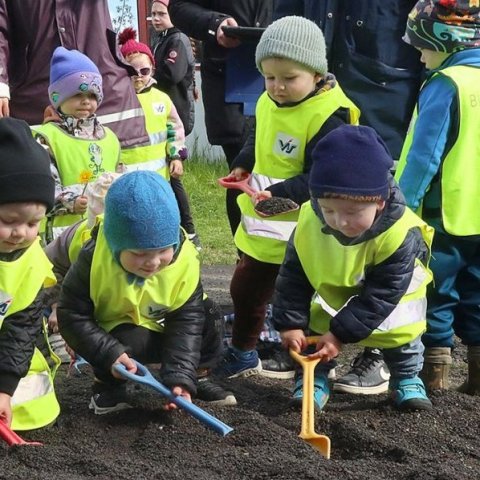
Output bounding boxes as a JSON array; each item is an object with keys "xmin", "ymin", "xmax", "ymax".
[
  {"xmin": 396, "ymin": 65, "xmax": 480, "ymax": 235},
  {"xmin": 90, "ymin": 223, "xmax": 200, "ymax": 333},
  {"xmin": 234, "ymin": 87, "xmax": 360, "ymax": 264},
  {"xmin": 0, "ymin": 239, "xmax": 60, "ymax": 430},
  {"xmin": 119, "ymin": 88, "xmax": 172, "ymax": 179},
  {"xmin": 294, "ymin": 202, "xmax": 434, "ymax": 348}
]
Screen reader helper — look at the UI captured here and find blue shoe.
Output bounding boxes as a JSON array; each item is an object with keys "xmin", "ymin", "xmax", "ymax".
[
  {"xmin": 220, "ymin": 346, "xmax": 262, "ymax": 378},
  {"xmin": 390, "ymin": 376, "xmax": 432, "ymax": 411},
  {"xmin": 291, "ymin": 374, "xmax": 330, "ymax": 412}
]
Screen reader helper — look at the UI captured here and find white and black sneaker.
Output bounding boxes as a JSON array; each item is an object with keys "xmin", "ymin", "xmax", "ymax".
[
  {"xmin": 333, "ymin": 348, "xmax": 390, "ymax": 395},
  {"xmin": 196, "ymin": 377, "xmax": 237, "ymax": 406},
  {"xmin": 89, "ymin": 383, "xmax": 132, "ymax": 415}
]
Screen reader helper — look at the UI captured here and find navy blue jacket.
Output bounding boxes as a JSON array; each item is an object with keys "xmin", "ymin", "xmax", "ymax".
[{"xmin": 274, "ymin": 0, "xmax": 423, "ymax": 159}]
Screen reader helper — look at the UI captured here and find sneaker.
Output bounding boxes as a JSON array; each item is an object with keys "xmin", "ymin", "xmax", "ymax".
[
  {"xmin": 196, "ymin": 377, "xmax": 237, "ymax": 406},
  {"xmin": 220, "ymin": 346, "xmax": 262, "ymax": 378},
  {"xmin": 89, "ymin": 383, "xmax": 132, "ymax": 415},
  {"xmin": 291, "ymin": 373, "xmax": 330, "ymax": 412},
  {"xmin": 389, "ymin": 376, "xmax": 432, "ymax": 411},
  {"xmin": 333, "ymin": 348, "xmax": 390, "ymax": 395},
  {"xmin": 258, "ymin": 343, "xmax": 295, "ymax": 379},
  {"xmin": 188, "ymin": 233, "xmax": 202, "ymax": 251},
  {"xmin": 48, "ymin": 333, "xmax": 71, "ymax": 364}
]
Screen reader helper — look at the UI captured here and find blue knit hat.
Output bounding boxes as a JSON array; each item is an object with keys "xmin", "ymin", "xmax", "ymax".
[
  {"xmin": 48, "ymin": 47, "xmax": 103, "ymax": 110},
  {"xmin": 103, "ymin": 171, "xmax": 180, "ymax": 262},
  {"xmin": 309, "ymin": 125, "xmax": 393, "ymax": 201}
]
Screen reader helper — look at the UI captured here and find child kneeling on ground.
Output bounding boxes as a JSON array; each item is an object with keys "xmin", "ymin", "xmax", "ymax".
[
  {"xmin": 57, "ymin": 171, "xmax": 233, "ymax": 414},
  {"xmin": 272, "ymin": 125, "xmax": 434, "ymax": 412}
]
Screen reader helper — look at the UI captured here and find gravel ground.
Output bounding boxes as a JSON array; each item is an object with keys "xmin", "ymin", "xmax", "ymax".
[{"xmin": 2, "ymin": 265, "xmax": 479, "ymax": 480}]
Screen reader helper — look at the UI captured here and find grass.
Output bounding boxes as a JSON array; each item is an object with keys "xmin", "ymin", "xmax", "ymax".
[{"xmin": 183, "ymin": 157, "xmax": 237, "ymax": 265}]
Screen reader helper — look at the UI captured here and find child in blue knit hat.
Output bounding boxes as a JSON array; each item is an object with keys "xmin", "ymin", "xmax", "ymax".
[
  {"xmin": 272, "ymin": 124, "xmax": 434, "ymax": 412},
  {"xmin": 396, "ymin": 0, "xmax": 480, "ymax": 395},
  {"xmin": 56, "ymin": 171, "xmax": 235, "ymax": 414},
  {"xmin": 221, "ymin": 15, "xmax": 360, "ymax": 379},
  {"xmin": 33, "ymin": 46, "xmax": 120, "ymax": 244}
]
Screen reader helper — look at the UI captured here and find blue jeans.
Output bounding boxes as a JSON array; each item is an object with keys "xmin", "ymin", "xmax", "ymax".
[
  {"xmin": 423, "ymin": 229, "xmax": 480, "ymax": 348},
  {"xmin": 382, "ymin": 336, "xmax": 424, "ymax": 380}
]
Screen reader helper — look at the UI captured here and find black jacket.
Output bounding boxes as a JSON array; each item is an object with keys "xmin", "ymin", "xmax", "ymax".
[
  {"xmin": 170, "ymin": 0, "xmax": 272, "ymax": 146},
  {"xmin": 152, "ymin": 27, "xmax": 196, "ymax": 136},
  {"xmin": 272, "ymin": 180, "xmax": 429, "ymax": 344},
  {"xmin": 0, "ymin": 249, "xmax": 46, "ymax": 396},
  {"xmin": 57, "ymin": 230, "xmax": 204, "ymax": 394}
]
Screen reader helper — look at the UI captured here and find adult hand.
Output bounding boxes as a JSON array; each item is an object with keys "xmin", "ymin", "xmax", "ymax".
[
  {"xmin": 0, "ymin": 393, "xmax": 12, "ymax": 427},
  {"xmin": 281, "ymin": 329, "xmax": 307, "ymax": 353},
  {"xmin": 308, "ymin": 332, "xmax": 342, "ymax": 363},
  {"xmin": 0, "ymin": 97, "xmax": 9, "ymax": 117},
  {"xmin": 111, "ymin": 353, "xmax": 137, "ymax": 379},
  {"xmin": 217, "ymin": 18, "xmax": 241, "ymax": 49}
]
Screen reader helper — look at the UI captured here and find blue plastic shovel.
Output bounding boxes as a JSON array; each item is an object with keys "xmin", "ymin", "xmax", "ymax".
[{"xmin": 113, "ymin": 360, "xmax": 233, "ymax": 437}]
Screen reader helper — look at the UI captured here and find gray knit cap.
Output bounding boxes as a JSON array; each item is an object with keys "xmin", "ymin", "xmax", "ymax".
[{"xmin": 256, "ymin": 16, "xmax": 327, "ymax": 75}]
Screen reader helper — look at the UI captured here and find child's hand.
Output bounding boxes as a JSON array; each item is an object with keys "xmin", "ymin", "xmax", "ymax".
[
  {"xmin": 281, "ymin": 329, "xmax": 307, "ymax": 353},
  {"xmin": 252, "ymin": 190, "xmax": 271, "ymax": 204},
  {"xmin": 228, "ymin": 167, "xmax": 248, "ymax": 181},
  {"xmin": 0, "ymin": 392, "xmax": 12, "ymax": 427},
  {"xmin": 163, "ymin": 386, "xmax": 191, "ymax": 411},
  {"xmin": 73, "ymin": 195, "xmax": 88, "ymax": 214},
  {"xmin": 48, "ymin": 303, "xmax": 58, "ymax": 333},
  {"xmin": 111, "ymin": 353, "xmax": 137, "ymax": 379},
  {"xmin": 309, "ymin": 332, "xmax": 342, "ymax": 363},
  {"xmin": 169, "ymin": 159, "xmax": 184, "ymax": 178}
]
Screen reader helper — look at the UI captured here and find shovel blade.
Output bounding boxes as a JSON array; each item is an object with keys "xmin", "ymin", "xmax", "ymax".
[{"xmin": 299, "ymin": 433, "xmax": 331, "ymax": 459}]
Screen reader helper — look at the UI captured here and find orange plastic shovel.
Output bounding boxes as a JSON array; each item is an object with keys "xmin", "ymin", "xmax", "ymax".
[{"xmin": 290, "ymin": 336, "xmax": 331, "ymax": 459}]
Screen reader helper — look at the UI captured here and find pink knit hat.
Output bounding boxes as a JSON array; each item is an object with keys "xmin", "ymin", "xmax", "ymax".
[
  {"xmin": 152, "ymin": 0, "xmax": 170, "ymax": 6},
  {"xmin": 118, "ymin": 28, "xmax": 155, "ymax": 66}
]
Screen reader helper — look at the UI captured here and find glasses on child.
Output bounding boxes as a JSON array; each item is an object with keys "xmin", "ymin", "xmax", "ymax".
[{"xmin": 134, "ymin": 67, "xmax": 152, "ymax": 77}]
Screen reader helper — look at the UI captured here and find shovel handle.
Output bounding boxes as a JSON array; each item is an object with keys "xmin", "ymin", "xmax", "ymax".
[
  {"xmin": 114, "ymin": 361, "xmax": 234, "ymax": 437},
  {"xmin": 0, "ymin": 420, "xmax": 43, "ymax": 446},
  {"xmin": 289, "ymin": 336, "xmax": 323, "ymax": 366},
  {"xmin": 217, "ymin": 174, "xmax": 257, "ymax": 197}
]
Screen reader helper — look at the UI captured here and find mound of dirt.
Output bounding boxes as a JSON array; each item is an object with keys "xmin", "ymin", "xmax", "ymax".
[{"xmin": 2, "ymin": 266, "xmax": 478, "ymax": 480}]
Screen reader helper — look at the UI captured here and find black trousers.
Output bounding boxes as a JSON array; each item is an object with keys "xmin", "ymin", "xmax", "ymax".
[
  {"xmin": 170, "ymin": 176, "xmax": 195, "ymax": 235},
  {"xmin": 94, "ymin": 297, "xmax": 224, "ymax": 384}
]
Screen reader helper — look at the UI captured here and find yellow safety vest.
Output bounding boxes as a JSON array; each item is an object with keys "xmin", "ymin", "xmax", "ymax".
[
  {"xmin": 396, "ymin": 65, "xmax": 480, "ymax": 235},
  {"xmin": 119, "ymin": 88, "xmax": 171, "ymax": 179},
  {"xmin": 0, "ymin": 239, "xmax": 60, "ymax": 430},
  {"xmin": 90, "ymin": 222, "xmax": 200, "ymax": 333},
  {"xmin": 294, "ymin": 203, "xmax": 434, "ymax": 348},
  {"xmin": 235, "ymin": 87, "xmax": 360, "ymax": 264},
  {"xmin": 33, "ymin": 122, "xmax": 120, "ymax": 235}
]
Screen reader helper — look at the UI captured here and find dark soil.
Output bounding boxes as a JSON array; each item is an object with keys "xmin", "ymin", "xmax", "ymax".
[
  {"xmin": 255, "ymin": 197, "xmax": 299, "ymax": 216},
  {"xmin": 2, "ymin": 265, "xmax": 479, "ymax": 480}
]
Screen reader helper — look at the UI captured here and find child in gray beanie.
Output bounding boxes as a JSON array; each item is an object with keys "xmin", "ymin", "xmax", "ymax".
[{"xmin": 221, "ymin": 16, "xmax": 360, "ymax": 379}]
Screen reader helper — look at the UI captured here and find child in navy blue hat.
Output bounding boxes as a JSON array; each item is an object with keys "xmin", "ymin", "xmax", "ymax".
[
  {"xmin": 271, "ymin": 124, "xmax": 435, "ymax": 413},
  {"xmin": 56, "ymin": 171, "xmax": 235, "ymax": 414},
  {"xmin": 33, "ymin": 46, "xmax": 120, "ymax": 243}
]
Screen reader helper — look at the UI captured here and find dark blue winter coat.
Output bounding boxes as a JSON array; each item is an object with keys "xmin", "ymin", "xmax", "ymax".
[{"xmin": 274, "ymin": 0, "xmax": 424, "ymax": 159}]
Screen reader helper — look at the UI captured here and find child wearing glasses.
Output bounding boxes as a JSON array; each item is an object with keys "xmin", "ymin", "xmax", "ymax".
[
  {"xmin": 33, "ymin": 47, "xmax": 121, "ymax": 244},
  {"xmin": 118, "ymin": 29, "xmax": 200, "ymax": 249}
]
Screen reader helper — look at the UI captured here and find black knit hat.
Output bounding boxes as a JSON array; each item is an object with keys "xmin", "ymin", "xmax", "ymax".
[
  {"xmin": 0, "ymin": 118, "xmax": 55, "ymax": 211},
  {"xmin": 309, "ymin": 125, "xmax": 393, "ymax": 201}
]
